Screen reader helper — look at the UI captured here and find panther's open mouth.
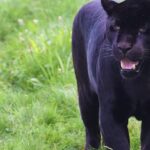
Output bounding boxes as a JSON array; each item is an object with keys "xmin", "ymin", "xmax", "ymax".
[
  {"xmin": 120, "ymin": 58, "xmax": 142, "ymax": 79},
  {"xmin": 121, "ymin": 58, "xmax": 139, "ymax": 71}
]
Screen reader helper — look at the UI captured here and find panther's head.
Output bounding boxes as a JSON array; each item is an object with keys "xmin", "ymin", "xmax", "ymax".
[{"xmin": 101, "ymin": 0, "xmax": 150, "ymax": 79}]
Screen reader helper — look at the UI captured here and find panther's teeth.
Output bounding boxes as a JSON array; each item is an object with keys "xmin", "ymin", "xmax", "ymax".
[
  {"xmin": 121, "ymin": 59, "xmax": 139, "ymax": 70},
  {"xmin": 112, "ymin": 0, "xmax": 126, "ymax": 4}
]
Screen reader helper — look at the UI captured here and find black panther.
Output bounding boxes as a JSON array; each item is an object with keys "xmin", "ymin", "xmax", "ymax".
[{"xmin": 72, "ymin": 0, "xmax": 150, "ymax": 149}]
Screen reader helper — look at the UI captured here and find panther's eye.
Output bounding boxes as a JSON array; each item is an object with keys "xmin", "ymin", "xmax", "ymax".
[
  {"xmin": 139, "ymin": 28, "xmax": 146, "ymax": 34},
  {"xmin": 110, "ymin": 25, "xmax": 120, "ymax": 32}
]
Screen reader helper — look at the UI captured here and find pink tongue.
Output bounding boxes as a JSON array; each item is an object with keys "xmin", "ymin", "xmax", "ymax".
[{"xmin": 121, "ymin": 58, "xmax": 138, "ymax": 70}]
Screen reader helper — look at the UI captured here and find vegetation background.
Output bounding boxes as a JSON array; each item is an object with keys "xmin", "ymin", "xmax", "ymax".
[{"xmin": 0, "ymin": 0, "xmax": 141, "ymax": 149}]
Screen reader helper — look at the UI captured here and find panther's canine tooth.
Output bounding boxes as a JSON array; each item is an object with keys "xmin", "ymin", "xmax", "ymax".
[
  {"xmin": 121, "ymin": 59, "xmax": 139, "ymax": 70},
  {"xmin": 112, "ymin": 0, "xmax": 126, "ymax": 3}
]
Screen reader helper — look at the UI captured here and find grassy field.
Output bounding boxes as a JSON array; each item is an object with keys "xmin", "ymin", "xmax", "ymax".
[{"xmin": 0, "ymin": 0, "xmax": 141, "ymax": 149}]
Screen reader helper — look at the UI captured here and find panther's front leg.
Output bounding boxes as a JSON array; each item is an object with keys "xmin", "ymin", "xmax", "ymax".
[
  {"xmin": 97, "ymin": 73, "xmax": 130, "ymax": 150},
  {"xmin": 99, "ymin": 93, "xmax": 130, "ymax": 150},
  {"xmin": 141, "ymin": 119, "xmax": 150, "ymax": 150}
]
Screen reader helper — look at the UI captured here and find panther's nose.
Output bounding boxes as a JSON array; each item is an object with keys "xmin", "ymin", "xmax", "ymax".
[{"xmin": 117, "ymin": 42, "xmax": 132, "ymax": 55}]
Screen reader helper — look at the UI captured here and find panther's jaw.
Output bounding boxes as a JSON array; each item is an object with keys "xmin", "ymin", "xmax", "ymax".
[
  {"xmin": 121, "ymin": 58, "xmax": 139, "ymax": 71},
  {"xmin": 120, "ymin": 58, "xmax": 142, "ymax": 79},
  {"xmin": 112, "ymin": 0, "xmax": 126, "ymax": 4}
]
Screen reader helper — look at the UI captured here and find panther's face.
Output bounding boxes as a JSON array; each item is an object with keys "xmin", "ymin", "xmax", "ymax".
[{"xmin": 102, "ymin": 0, "xmax": 150, "ymax": 79}]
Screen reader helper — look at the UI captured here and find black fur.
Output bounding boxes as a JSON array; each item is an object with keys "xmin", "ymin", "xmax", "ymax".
[{"xmin": 72, "ymin": 0, "xmax": 150, "ymax": 149}]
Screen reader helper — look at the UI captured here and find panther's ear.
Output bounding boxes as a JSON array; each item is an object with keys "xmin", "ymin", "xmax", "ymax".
[{"xmin": 101, "ymin": 0, "xmax": 125, "ymax": 15}]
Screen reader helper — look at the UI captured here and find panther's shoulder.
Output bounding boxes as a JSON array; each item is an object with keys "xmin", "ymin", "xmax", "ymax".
[{"xmin": 75, "ymin": 0, "xmax": 106, "ymax": 30}]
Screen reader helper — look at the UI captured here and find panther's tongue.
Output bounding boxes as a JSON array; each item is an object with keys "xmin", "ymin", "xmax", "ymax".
[{"xmin": 121, "ymin": 58, "xmax": 139, "ymax": 70}]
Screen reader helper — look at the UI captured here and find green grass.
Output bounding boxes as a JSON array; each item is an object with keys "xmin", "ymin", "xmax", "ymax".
[{"xmin": 0, "ymin": 0, "xmax": 141, "ymax": 149}]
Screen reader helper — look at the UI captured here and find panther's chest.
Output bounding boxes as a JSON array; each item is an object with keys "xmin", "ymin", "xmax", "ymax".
[{"xmin": 123, "ymin": 78, "xmax": 150, "ymax": 120}]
